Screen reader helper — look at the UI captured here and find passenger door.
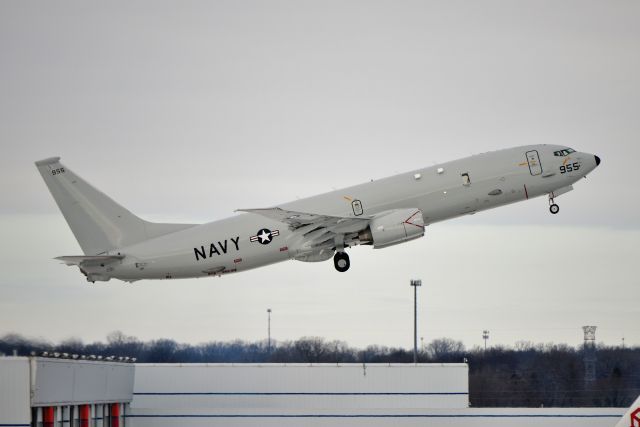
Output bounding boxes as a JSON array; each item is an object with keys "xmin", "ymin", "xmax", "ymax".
[{"xmin": 525, "ymin": 150, "xmax": 543, "ymax": 176}]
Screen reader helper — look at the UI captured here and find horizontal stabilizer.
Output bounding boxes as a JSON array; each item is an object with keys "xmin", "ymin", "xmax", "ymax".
[{"xmin": 55, "ymin": 255, "xmax": 124, "ymax": 266}]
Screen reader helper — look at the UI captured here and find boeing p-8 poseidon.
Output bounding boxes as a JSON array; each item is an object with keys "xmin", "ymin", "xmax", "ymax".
[{"xmin": 36, "ymin": 145, "xmax": 600, "ymax": 282}]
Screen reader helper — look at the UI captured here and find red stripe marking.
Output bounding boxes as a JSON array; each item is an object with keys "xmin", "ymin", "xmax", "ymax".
[
  {"xmin": 280, "ymin": 246, "xmax": 288, "ymax": 252},
  {"xmin": 524, "ymin": 184, "xmax": 529, "ymax": 200},
  {"xmin": 234, "ymin": 258, "xmax": 242, "ymax": 263},
  {"xmin": 403, "ymin": 210, "xmax": 425, "ymax": 229}
]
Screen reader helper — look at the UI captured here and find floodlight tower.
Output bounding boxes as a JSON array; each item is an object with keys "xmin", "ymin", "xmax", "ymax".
[
  {"xmin": 267, "ymin": 308, "xmax": 272, "ymax": 354},
  {"xmin": 482, "ymin": 330, "xmax": 490, "ymax": 351},
  {"xmin": 582, "ymin": 326, "xmax": 597, "ymax": 384},
  {"xmin": 410, "ymin": 279, "xmax": 422, "ymax": 364}
]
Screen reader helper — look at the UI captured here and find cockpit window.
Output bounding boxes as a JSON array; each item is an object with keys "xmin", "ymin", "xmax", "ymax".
[{"xmin": 553, "ymin": 148, "xmax": 576, "ymax": 156}]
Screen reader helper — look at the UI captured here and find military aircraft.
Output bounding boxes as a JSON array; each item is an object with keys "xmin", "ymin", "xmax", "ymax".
[{"xmin": 36, "ymin": 145, "xmax": 600, "ymax": 282}]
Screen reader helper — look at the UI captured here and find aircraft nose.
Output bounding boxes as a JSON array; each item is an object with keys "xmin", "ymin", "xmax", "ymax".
[{"xmin": 595, "ymin": 155, "xmax": 601, "ymax": 166}]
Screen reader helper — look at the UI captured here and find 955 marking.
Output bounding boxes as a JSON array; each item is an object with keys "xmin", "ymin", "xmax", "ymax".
[
  {"xmin": 51, "ymin": 167, "xmax": 65, "ymax": 176},
  {"xmin": 560, "ymin": 162, "xmax": 580, "ymax": 174}
]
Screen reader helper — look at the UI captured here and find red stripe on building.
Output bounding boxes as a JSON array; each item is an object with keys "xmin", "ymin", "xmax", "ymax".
[
  {"xmin": 79, "ymin": 405, "xmax": 90, "ymax": 427},
  {"xmin": 110, "ymin": 403, "xmax": 120, "ymax": 427},
  {"xmin": 43, "ymin": 407, "xmax": 55, "ymax": 427}
]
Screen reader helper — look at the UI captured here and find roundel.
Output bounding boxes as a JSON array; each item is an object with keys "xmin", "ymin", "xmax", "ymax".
[{"xmin": 250, "ymin": 228, "xmax": 280, "ymax": 245}]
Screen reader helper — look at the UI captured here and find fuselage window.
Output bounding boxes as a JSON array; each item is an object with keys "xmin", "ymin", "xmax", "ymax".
[{"xmin": 461, "ymin": 172, "xmax": 471, "ymax": 186}]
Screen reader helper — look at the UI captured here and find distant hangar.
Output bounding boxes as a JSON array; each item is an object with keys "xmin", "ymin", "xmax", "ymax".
[{"xmin": 0, "ymin": 356, "xmax": 625, "ymax": 427}]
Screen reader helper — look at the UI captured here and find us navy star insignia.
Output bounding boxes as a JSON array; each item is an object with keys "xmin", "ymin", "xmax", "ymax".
[{"xmin": 250, "ymin": 228, "xmax": 280, "ymax": 245}]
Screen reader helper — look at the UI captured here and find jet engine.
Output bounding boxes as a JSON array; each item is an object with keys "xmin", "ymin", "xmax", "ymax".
[{"xmin": 358, "ymin": 209, "xmax": 425, "ymax": 249}]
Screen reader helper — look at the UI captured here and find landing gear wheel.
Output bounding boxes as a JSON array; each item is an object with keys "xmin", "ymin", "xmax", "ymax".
[
  {"xmin": 549, "ymin": 203, "xmax": 559, "ymax": 214},
  {"xmin": 333, "ymin": 252, "xmax": 350, "ymax": 272}
]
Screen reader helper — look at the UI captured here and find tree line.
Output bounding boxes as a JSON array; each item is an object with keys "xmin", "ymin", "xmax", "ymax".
[{"xmin": 1, "ymin": 332, "xmax": 638, "ymax": 407}]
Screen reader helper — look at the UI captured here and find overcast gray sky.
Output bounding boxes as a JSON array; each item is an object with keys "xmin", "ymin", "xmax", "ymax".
[{"xmin": 1, "ymin": 1, "xmax": 639, "ymax": 349}]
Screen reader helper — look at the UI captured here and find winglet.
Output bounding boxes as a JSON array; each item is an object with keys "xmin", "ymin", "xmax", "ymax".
[{"xmin": 613, "ymin": 394, "xmax": 640, "ymax": 427}]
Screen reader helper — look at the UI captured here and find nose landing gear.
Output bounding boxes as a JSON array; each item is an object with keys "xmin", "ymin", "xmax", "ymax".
[
  {"xmin": 333, "ymin": 252, "xmax": 350, "ymax": 272},
  {"xmin": 549, "ymin": 195, "xmax": 559, "ymax": 214}
]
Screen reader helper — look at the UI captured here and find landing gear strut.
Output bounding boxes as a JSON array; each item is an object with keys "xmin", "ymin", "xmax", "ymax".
[
  {"xmin": 333, "ymin": 252, "xmax": 350, "ymax": 272},
  {"xmin": 549, "ymin": 195, "xmax": 559, "ymax": 214}
]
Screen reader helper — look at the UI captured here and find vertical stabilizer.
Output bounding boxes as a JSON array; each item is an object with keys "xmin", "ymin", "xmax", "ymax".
[{"xmin": 35, "ymin": 157, "xmax": 194, "ymax": 255}]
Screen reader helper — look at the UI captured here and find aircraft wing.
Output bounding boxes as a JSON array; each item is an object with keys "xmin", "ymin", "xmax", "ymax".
[{"xmin": 237, "ymin": 207, "xmax": 370, "ymax": 247}]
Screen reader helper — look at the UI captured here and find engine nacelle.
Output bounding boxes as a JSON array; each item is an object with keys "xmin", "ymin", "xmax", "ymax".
[{"xmin": 359, "ymin": 209, "xmax": 425, "ymax": 249}]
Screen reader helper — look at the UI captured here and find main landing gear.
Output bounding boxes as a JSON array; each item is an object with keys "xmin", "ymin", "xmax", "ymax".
[
  {"xmin": 334, "ymin": 251, "xmax": 350, "ymax": 272},
  {"xmin": 549, "ymin": 194, "xmax": 559, "ymax": 215}
]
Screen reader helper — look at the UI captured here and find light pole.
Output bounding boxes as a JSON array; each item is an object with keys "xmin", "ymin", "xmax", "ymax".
[
  {"xmin": 482, "ymin": 330, "xmax": 489, "ymax": 351},
  {"xmin": 410, "ymin": 279, "xmax": 422, "ymax": 364},
  {"xmin": 267, "ymin": 308, "xmax": 272, "ymax": 353}
]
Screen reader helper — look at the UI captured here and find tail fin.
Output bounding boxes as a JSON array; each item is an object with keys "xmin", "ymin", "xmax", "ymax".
[
  {"xmin": 614, "ymin": 394, "xmax": 640, "ymax": 427},
  {"xmin": 35, "ymin": 157, "xmax": 195, "ymax": 255}
]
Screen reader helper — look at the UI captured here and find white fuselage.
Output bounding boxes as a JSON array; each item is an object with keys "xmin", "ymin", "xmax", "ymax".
[{"xmin": 94, "ymin": 144, "xmax": 598, "ymax": 281}]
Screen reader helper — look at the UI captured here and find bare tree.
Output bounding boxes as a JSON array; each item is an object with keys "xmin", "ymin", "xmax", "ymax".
[{"xmin": 426, "ymin": 338, "xmax": 465, "ymax": 360}]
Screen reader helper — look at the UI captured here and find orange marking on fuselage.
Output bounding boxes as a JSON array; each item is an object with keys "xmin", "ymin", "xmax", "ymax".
[
  {"xmin": 563, "ymin": 157, "xmax": 571, "ymax": 165},
  {"xmin": 343, "ymin": 196, "xmax": 353, "ymax": 201},
  {"xmin": 518, "ymin": 162, "xmax": 528, "ymax": 166}
]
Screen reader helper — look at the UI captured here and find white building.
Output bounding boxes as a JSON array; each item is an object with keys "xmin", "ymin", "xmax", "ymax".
[
  {"xmin": 0, "ymin": 357, "xmax": 133, "ymax": 427},
  {"xmin": 0, "ymin": 357, "xmax": 627, "ymax": 427}
]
